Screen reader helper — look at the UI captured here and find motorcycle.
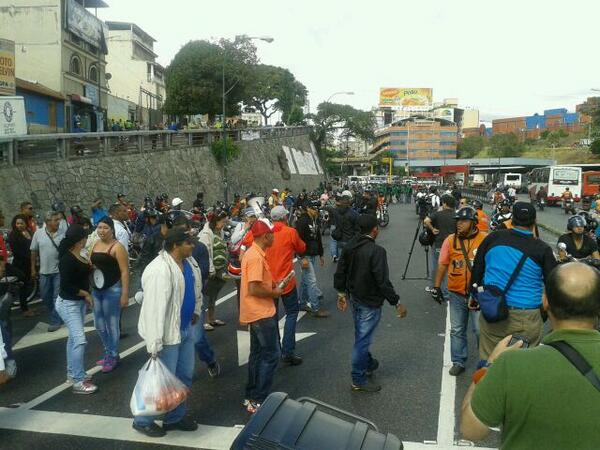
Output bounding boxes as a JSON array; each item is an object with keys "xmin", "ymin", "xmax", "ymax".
[
  {"xmin": 537, "ymin": 198, "xmax": 545, "ymax": 211},
  {"xmin": 377, "ymin": 203, "xmax": 390, "ymax": 228},
  {"xmin": 563, "ymin": 198, "xmax": 576, "ymax": 215}
]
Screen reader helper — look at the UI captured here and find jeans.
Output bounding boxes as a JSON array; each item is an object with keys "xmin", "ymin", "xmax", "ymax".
[
  {"xmin": 246, "ymin": 317, "xmax": 280, "ymax": 403},
  {"xmin": 193, "ymin": 310, "xmax": 216, "ymax": 365},
  {"xmin": 351, "ymin": 299, "xmax": 382, "ymax": 385},
  {"xmin": 330, "ymin": 229, "xmax": 339, "ymax": 259},
  {"xmin": 448, "ymin": 291, "xmax": 480, "ymax": 367},
  {"xmin": 55, "ymin": 297, "xmax": 87, "ymax": 382},
  {"xmin": 431, "ymin": 247, "xmax": 448, "ymax": 296},
  {"xmin": 299, "ymin": 256, "xmax": 323, "ymax": 311},
  {"xmin": 134, "ymin": 326, "xmax": 195, "ymax": 426},
  {"xmin": 92, "ymin": 282, "xmax": 122, "ymax": 359},
  {"xmin": 0, "ymin": 318, "xmax": 12, "ymax": 360},
  {"xmin": 39, "ymin": 273, "xmax": 62, "ymax": 326},
  {"xmin": 278, "ymin": 289, "xmax": 299, "ymax": 357}
]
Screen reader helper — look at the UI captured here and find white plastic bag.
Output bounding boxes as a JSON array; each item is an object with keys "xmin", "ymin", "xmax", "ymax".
[{"xmin": 130, "ymin": 357, "xmax": 189, "ymax": 416}]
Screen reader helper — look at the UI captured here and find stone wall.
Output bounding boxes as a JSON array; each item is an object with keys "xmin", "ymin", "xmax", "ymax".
[{"xmin": 0, "ymin": 133, "xmax": 325, "ymax": 216}]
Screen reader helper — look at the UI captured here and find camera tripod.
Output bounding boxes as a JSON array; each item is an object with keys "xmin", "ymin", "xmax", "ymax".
[{"xmin": 401, "ymin": 219, "xmax": 431, "ymax": 281}]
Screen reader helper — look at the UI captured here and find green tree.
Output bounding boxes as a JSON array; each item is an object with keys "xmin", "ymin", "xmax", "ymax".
[
  {"xmin": 309, "ymin": 102, "xmax": 375, "ymax": 155},
  {"xmin": 547, "ymin": 130, "xmax": 568, "ymax": 148},
  {"xmin": 457, "ymin": 136, "xmax": 486, "ymax": 158},
  {"xmin": 540, "ymin": 130, "xmax": 551, "ymax": 139},
  {"xmin": 489, "ymin": 133, "xmax": 524, "ymax": 157},
  {"xmin": 210, "ymin": 138, "xmax": 241, "ymax": 165},
  {"xmin": 163, "ymin": 37, "xmax": 257, "ymax": 120},
  {"xmin": 590, "ymin": 139, "xmax": 600, "ymax": 155},
  {"xmin": 286, "ymin": 105, "xmax": 305, "ymax": 125}
]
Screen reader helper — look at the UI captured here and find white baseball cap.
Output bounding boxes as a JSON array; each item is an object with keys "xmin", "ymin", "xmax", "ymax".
[
  {"xmin": 171, "ymin": 197, "xmax": 184, "ymax": 207},
  {"xmin": 341, "ymin": 190, "xmax": 353, "ymax": 198},
  {"xmin": 272, "ymin": 188, "xmax": 280, "ymax": 193}
]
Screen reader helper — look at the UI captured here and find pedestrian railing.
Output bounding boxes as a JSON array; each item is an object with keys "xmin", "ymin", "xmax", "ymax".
[
  {"xmin": 0, "ymin": 126, "xmax": 312, "ymax": 166},
  {"xmin": 461, "ymin": 186, "xmax": 491, "ymax": 203}
]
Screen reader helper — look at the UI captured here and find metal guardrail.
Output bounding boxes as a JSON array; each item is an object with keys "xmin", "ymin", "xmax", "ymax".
[
  {"xmin": 461, "ymin": 186, "xmax": 491, "ymax": 203},
  {"xmin": 0, "ymin": 126, "xmax": 312, "ymax": 166}
]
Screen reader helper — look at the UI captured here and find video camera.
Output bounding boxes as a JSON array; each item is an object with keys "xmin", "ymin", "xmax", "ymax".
[{"xmin": 416, "ymin": 194, "xmax": 432, "ymax": 220}]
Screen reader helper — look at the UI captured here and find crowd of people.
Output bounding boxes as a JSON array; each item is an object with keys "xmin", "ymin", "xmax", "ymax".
[{"xmin": 0, "ymin": 180, "xmax": 598, "ymax": 448}]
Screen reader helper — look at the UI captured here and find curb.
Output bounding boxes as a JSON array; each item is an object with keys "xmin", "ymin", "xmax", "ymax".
[{"xmin": 537, "ymin": 221, "xmax": 562, "ymax": 237}]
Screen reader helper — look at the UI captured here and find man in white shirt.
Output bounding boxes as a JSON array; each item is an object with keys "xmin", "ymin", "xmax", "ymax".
[{"xmin": 109, "ymin": 203, "xmax": 131, "ymax": 254}]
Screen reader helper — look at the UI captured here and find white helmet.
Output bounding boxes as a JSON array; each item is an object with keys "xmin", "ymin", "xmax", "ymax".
[
  {"xmin": 171, "ymin": 197, "xmax": 183, "ymax": 207},
  {"xmin": 341, "ymin": 190, "xmax": 353, "ymax": 198}
]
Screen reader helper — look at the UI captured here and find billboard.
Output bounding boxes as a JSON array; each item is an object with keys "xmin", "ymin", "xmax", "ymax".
[
  {"xmin": 379, "ymin": 87, "xmax": 432, "ymax": 108},
  {"xmin": 66, "ymin": 0, "xmax": 108, "ymax": 53},
  {"xmin": 0, "ymin": 39, "xmax": 16, "ymax": 96}
]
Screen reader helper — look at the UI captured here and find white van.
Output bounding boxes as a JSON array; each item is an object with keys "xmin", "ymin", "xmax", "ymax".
[{"xmin": 503, "ymin": 173, "xmax": 522, "ymax": 190}]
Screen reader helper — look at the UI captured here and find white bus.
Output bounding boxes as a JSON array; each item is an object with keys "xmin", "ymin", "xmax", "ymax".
[
  {"xmin": 503, "ymin": 173, "xmax": 522, "ymax": 190},
  {"xmin": 528, "ymin": 166, "xmax": 582, "ymax": 204}
]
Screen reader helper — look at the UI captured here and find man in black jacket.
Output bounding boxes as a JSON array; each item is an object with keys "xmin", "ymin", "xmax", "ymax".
[
  {"xmin": 296, "ymin": 201, "xmax": 329, "ymax": 317},
  {"xmin": 331, "ymin": 193, "xmax": 360, "ymax": 261},
  {"xmin": 334, "ymin": 214, "xmax": 408, "ymax": 392}
]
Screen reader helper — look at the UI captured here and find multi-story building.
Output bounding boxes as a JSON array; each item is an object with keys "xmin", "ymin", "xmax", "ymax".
[
  {"xmin": 492, "ymin": 107, "xmax": 589, "ymax": 140},
  {"xmin": 104, "ymin": 21, "xmax": 165, "ymax": 127},
  {"xmin": 370, "ymin": 117, "xmax": 458, "ymax": 161},
  {"xmin": 0, "ymin": 0, "xmax": 110, "ymax": 132}
]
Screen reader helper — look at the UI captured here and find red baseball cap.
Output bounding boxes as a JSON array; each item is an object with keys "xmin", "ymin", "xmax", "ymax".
[{"xmin": 251, "ymin": 218, "xmax": 274, "ymax": 237}]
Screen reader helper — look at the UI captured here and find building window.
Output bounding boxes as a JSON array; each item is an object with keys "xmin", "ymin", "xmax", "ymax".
[
  {"xmin": 89, "ymin": 65, "xmax": 98, "ymax": 82},
  {"xmin": 70, "ymin": 32, "xmax": 82, "ymax": 46},
  {"xmin": 70, "ymin": 55, "xmax": 82, "ymax": 76}
]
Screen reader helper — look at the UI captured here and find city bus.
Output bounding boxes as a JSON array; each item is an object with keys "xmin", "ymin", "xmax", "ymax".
[
  {"xmin": 583, "ymin": 171, "xmax": 600, "ymax": 197},
  {"xmin": 528, "ymin": 166, "xmax": 582, "ymax": 204}
]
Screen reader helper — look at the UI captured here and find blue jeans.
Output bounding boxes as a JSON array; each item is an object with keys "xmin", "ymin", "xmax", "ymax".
[
  {"xmin": 55, "ymin": 297, "xmax": 87, "ymax": 382},
  {"xmin": 39, "ymin": 273, "xmax": 62, "ymax": 326},
  {"xmin": 448, "ymin": 291, "xmax": 480, "ymax": 367},
  {"xmin": 299, "ymin": 256, "xmax": 323, "ymax": 311},
  {"xmin": 330, "ymin": 231, "xmax": 339, "ymax": 259},
  {"xmin": 193, "ymin": 311, "xmax": 216, "ymax": 365},
  {"xmin": 279, "ymin": 289, "xmax": 299, "ymax": 358},
  {"xmin": 134, "ymin": 326, "xmax": 195, "ymax": 426},
  {"xmin": 92, "ymin": 282, "xmax": 122, "ymax": 359},
  {"xmin": 246, "ymin": 317, "xmax": 280, "ymax": 403},
  {"xmin": 351, "ymin": 299, "xmax": 382, "ymax": 385},
  {"xmin": 0, "ymin": 318, "xmax": 12, "ymax": 361},
  {"xmin": 431, "ymin": 247, "xmax": 448, "ymax": 296}
]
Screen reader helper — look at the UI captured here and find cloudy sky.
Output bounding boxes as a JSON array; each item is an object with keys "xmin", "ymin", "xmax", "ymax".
[{"xmin": 98, "ymin": 0, "xmax": 598, "ymax": 122}]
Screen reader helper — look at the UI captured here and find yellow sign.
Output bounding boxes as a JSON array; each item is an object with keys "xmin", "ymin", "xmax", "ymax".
[
  {"xmin": 0, "ymin": 39, "xmax": 16, "ymax": 96},
  {"xmin": 379, "ymin": 87, "xmax": 432, "ymax": 108}
]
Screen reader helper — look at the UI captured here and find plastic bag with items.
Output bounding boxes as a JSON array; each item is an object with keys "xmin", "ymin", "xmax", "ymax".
[{"xmin": 130, "ymin": 357, "xmax": 189, "ymax": 416}]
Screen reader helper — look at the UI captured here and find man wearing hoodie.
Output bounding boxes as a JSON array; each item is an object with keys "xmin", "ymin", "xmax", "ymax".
[
  {"xmin": 334, "ymin": 214, "xmax": 407, "ymax": 392},
  {"xmin": 266, "ymin": 205, "xmax": 306, "ymax": 366},
  {"xmin": 331, "ymin": 191, "xmax": 360, "ymax": 261}
]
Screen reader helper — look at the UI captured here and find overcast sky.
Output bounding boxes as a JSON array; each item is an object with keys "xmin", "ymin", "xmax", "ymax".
[{"xmin": 98, "ymin": 0, "xmax": 598, "ymax": 122}]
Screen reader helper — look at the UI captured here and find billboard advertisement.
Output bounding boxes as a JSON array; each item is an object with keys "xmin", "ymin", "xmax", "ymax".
[
  {"xmin": 0, "ymin": 39, "xmax": 16, "ymax": 96},
  {"xmin": 433, "ymin": 107, "xmax": 454, "ymax": 122},
  {"xmin": 379, "ymin": 87, "xmax": 432, "ymax": 108}
]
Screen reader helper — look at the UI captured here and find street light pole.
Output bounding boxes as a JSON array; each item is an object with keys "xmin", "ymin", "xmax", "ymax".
[
  {"xmin": 222, "ymin": 35, "xmax": 273, "ymax": 204},
  {"xmin": 326, "ymin": 91, "xmax": 354, "ymax": 103}
]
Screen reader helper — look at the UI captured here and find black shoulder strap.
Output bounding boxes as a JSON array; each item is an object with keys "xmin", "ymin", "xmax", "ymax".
[
  {"xmin": 502, "ymin": 253, "xmax": 528, "ymax": 295},
  {"xmin": 546, "ymin": 341, "xmax": 600, "ymax": 392},
  {"xmin": 458, "ymin": 237, "xmax": 473, "ymax": 273},
  {"xmin": 45, "ymin": 230, "xmax": 59, "ymax": 251}
]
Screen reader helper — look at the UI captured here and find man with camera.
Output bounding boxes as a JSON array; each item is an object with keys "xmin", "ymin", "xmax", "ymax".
[
  {"xmin": 334, "ymin": 214, "xmax": 407, "ymax": 393},
  {"xmin": 461, "ymin": 262, "xmax": 600, "ymax": 449},
  {"xmin": 470, "ymin": 202, "xmax": 557, "ymax": 359},
  {"xmin": 431, "ymin": 207, "xmax": 487, "ymax": 376},
  {"xmin": 557, "ymin": 215, "xmax": 599, "ymax": 262},
  {"xmin": 424, "ymin": 194, "xmax": 457, "ymax": 295}
]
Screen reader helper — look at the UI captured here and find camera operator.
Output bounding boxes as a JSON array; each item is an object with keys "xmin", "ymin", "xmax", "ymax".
[
  {"xmin": 431, "ymin": 207, "xmax": 487, "ymax": 376},
  {"xmin": 471, "ymin": 202, "xmax": 557, "ymax": 359},
  {"xmin": 424, "ymin": 194, "xmax": 457, "ymax": 294},
  {"xmin": 557, "ymin": 215, "xmax": 599, "ymax": 262},
  {"xmin": 461, "ymin": 262, "xmax": 600, "ymax": 449}
]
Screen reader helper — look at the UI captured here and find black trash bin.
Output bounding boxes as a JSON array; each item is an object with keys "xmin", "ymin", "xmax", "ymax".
[{"xmin": 231, "ymin": 392, "xmax": 403, "ymax": 450}]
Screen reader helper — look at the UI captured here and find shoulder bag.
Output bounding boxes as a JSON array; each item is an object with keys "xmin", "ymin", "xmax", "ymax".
[{"xmin": 546, "ymin": 341, "xmax": 600, "ymax": 392}]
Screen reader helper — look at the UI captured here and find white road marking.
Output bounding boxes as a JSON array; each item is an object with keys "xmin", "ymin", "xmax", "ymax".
[
  {"xmin": 436, "ymin": 303, "xmax": 457, "ymax": 446},
  {"xmin": 11, "ymin": 298, "xmax": 42, "ymax": 310},
  {"xmin": 0, "ymin": 408, "xmax": 242, "ymax": 450}
]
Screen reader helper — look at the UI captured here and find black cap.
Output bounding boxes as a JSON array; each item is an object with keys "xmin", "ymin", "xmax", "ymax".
[
  {"xmin": 358, "ymin": 214, "xmax": 378, "ymax": 233},
  {"xmin": 512, "ymin": 202, "xmax": 536, "ymax": 226}
]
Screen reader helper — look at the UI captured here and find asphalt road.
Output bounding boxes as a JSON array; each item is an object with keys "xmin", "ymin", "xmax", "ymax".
[{"xmin": 0, "ymin": 203, "xmax": 560, "ymax": 450}]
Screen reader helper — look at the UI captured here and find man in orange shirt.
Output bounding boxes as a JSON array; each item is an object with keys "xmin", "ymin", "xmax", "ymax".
[
  {"xmin": 240, "ymin": 218, "xmax": 283, "ymax": 414},
  {"xmin": 266, "ymin": 205, "xmax": 306, "ymax": 366},
  {"xmin": 471, "ymin": 200, "xmax": 489, "ymax": 233}
]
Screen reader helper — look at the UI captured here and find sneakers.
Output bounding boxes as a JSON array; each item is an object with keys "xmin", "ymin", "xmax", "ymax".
[
  {"xmin": 449, "ymin": 364, "xmax": 465, "ymax": 376},
  {"xmin": 332, "ymin": 256, "xmax": 338, "ymax": 263},
  {"xmin": 351, "ymin": 380, "xmax": 382, "ymax": 393},
  {"xmin": 204, "ymin": 323, "xmax": 215, "ymax": 332},
  {"xmin": 66, "ymin": 373, "xmax": 92, "ymax": 384},
  {"xmin": 95, "ymin": 357, "xmax": 105, "ymax": 366},
  {"xmin": 5, "ymin": 359, "xmax": 17, "ymax": 379},
  {"xmin": 311, "ymin": 309, "xmax": 330, "ymax": 318},
  {"xmin": 132, "ymin": 422, "xmax": 166, "ymax": 438},
  {"xmin": 102, "ymin": 356, "xmax": 119, "ymax": 373},
  {"xmin": 163, "ymin": 415, "xmax": 198, "ymax": 432},
  {"xmin": 207, "ymin": 361, "xmax": 221, "ymax": 378},
  {"xmin": 366, "ymin": 358, "xmax": 379, "ymax": 377},
  {"xmin": 281, "ymin": 354, "xmax": 303, "ymax": 366},
  {"xmin": 47, "ymin": 323, "xmax": 61, "ymax": 332},
  {"xmin": 300, "ymin": 304, "xmax": 313, "ymax": 313},
  {"xmin": 72, "ymin": 380, "xmax": 98, "ymax": 394},
  {"xmin": 424, "ymin": 286, "xmax": 433, "ymax": 293},
  {"xmin": 246, "ymin": 400, "xmax": 261, "ymax": 414}
]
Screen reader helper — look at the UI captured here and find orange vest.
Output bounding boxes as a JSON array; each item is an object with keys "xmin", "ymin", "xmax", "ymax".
[
  {"xmin": 447, "ymin": 232, "xmax": 487, "ymax": 295},
  {"xmin": 476, "ymin": 210, "xmax": 489, "ymax": 232}
]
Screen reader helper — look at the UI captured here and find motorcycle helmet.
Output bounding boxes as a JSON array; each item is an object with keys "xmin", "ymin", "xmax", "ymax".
[
  {"xmin": 500, "ymin": 198, "xmax": 512, "ymax": 208},
  {"xmin": 567, "ymin": 215, "xmax": 586, "ymax": 231},
  {"xmin": 52, "ymin": 201, "xmax": 66, "ymax": 213},
  {"xmin": 227, "ymin": 261, "xmax": 242, "ymax": 279},
  {"xmin": 454, "ymin": 206, "xmax": 478, "ymax": 224},
  {"xmin": 70, "ymin": 205, "xmax": 83, "ymax": 216},
  {"xmin": 471, "ymin": 200, "xmax": 483, "ymax": 210}
]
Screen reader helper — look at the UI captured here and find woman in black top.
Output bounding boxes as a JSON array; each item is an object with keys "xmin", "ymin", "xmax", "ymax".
[
  {"xmin": 55, "ymin": 225, "xmax": 97, "ymax": 395},
  {"xmin": 7, "ymin": 215, "xmax": 35, "ymax": 316},
  {"xmin": 90, "ymin": 217, "xmax": 129, "ymax": 373}
]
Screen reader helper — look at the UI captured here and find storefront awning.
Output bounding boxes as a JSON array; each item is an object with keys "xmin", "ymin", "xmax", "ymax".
[{"xmin": 70, "ymin": 94, "xmax": 93, "ymax": 105}]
